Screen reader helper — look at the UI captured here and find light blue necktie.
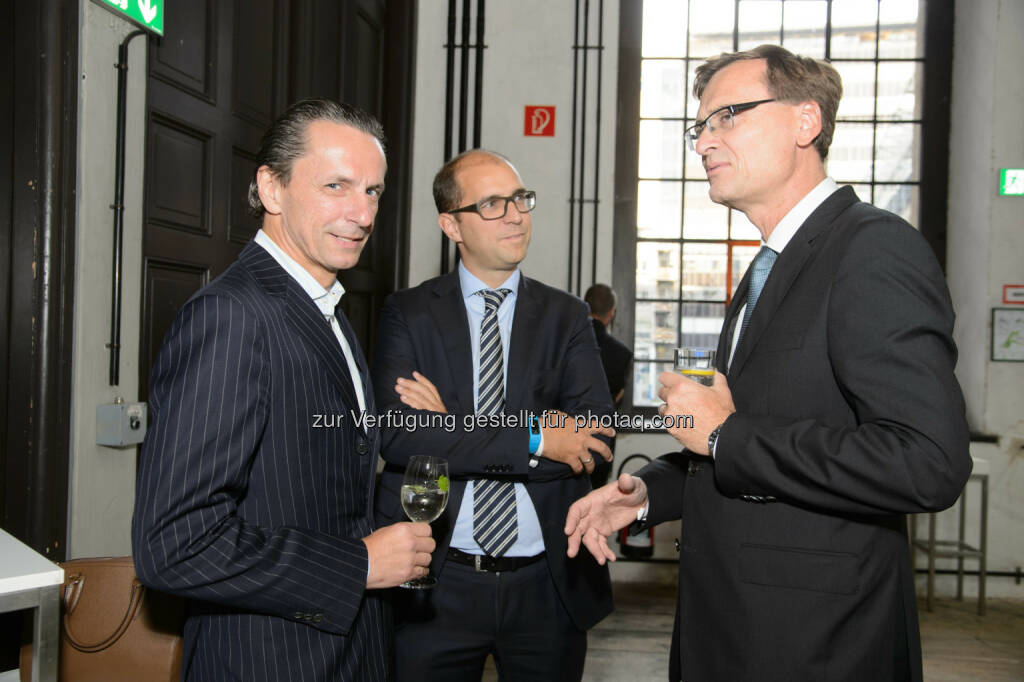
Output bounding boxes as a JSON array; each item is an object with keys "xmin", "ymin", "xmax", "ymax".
[
  {"xmin": 472, "ymin": 288, "xmax": 518, "ymax": 556},
  {"xmin": 738, "ymin": 246, "xmax": 778, "ymax": 342}
]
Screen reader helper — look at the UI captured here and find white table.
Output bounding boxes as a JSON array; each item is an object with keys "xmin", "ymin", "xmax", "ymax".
[{"xmin": 0, "ymin": 529, "xmax": 63, "ymax": 682}]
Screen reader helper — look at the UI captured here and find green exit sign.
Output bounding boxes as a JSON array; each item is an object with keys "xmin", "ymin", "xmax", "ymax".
[
  {"xmin": 98, "ymin": 0, "xmax": 163, "ymax": 36},
  {"xmin": 1000, "ymin": 168, "xmax": 1024, "ymax": 197}
]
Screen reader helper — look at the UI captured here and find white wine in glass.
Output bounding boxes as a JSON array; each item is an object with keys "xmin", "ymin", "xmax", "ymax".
[
  {"xmin": 674, "ymin": 347, "xmax": 716, "ymax": 386},
  {"xmin": 399, "ymin": 455, "xmax": 449, "ymax": 589}
]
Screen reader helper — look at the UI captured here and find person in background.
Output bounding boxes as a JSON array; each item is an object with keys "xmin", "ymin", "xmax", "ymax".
[
  {"xmin": 373, "ymin": 149, "xmax": 615, "ymax": 681},
  {"xmin": 584, "ymin": 283, "xmax": 633, "ymax": 488},
  {"xmin": 566, "ymin": 45, "xmax": 971, "ymax": 682},
  {"xmin": 133, "ymin": 99, "xmax": 433, "ymax": 682}
]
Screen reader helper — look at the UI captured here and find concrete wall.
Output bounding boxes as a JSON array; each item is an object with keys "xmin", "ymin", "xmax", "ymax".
[
  {"xmin": 939, "ymin": 0, "xmax": 1024, "ymax": 597},
  {"xmin": 408, "ymin": 0, "xmax": 619, "ymax": 290},
  {"xmin": 66, "ymin": 0, "xmax": 147, "ymax": 558}
]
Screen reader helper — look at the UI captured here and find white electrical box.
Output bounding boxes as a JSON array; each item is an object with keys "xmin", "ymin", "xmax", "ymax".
[{"xmin": 96, "ymin": 401, "xmax": 148, "ymax": 447}]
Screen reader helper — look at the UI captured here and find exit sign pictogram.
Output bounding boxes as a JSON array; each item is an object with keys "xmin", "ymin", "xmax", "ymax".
[{"xmin": 97, "ymin": 0, "xmax": 164, "ymax": 36}]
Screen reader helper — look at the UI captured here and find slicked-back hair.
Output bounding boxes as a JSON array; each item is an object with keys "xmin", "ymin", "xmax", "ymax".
[
  {"xmin": 584, "ymin": 284, "xmax": 617, "ymax": 317},
  {"xmin": 247, "ymin": 98, "xmax": 386, "ymax": 219},
  {"xmin": 432, "ymin": 149, "xmax": 515, "ymax": 214},
  {"xmin": 693, "ymin": 44, "xmax": 842, "ymax": 160}
]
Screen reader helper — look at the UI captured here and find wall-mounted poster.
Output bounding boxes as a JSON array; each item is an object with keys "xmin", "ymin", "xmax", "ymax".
[{"xmin": 992, "ymin": 308, "xmax": 1024, "ymax": 361}]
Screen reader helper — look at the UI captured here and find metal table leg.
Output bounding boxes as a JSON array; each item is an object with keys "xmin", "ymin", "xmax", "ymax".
[{"xmin": 32, "ymin": 585, "xmax": 59, "ymax": 682}]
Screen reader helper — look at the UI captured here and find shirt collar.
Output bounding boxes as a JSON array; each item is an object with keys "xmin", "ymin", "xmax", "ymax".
[
  {"xmin": 764, "ymin": 177, "xmax": 840, "ymax": 254},
  {"xmin": 457, "ymin": 262, "xmax": 520, "ymax": 302},
  {"xmin": 254, "ymin": 229, "xmax": 345, "ymax": 316}
]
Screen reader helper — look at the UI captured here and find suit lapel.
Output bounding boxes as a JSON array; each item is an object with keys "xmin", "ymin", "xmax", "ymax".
[
  {"xmin": 720, "ymin": 271, "xmax": 749, "ymax": 374},
  {"xmin": 284, "ymin": 285, "xmax": 363, "ymax": 414},
  {"xmin": 335, "ymin": 307, "xmax": 376, "ymax": 418},
  {"xmin": 505, "ymin": 276, "xmax": 539, "ymax": 412},
  {"xmin": 727, "ymin": 186, "xmax": 859, "ymax": 378},
  {"xmin": 242, "ymin": 241, "xmax": 362, "ymax": 415},
  {"xmin": 727, "ymin": 240, "xmax": 811, "ymax": 377},
  {"xmin": 430, "ymin": 272, "xmax": 475, "ymax": 413}
]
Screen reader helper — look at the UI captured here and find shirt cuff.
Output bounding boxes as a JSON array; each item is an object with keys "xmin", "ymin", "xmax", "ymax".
[{"xmin": 637, "ymin": 501, "xmax": 649, "ymax": 523}]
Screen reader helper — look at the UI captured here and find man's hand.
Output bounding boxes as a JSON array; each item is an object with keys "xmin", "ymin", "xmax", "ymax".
[
  {"xmin": 656, "ymin": 370, "xmax": 735, "ymax": 455},
  {"xmin": 541, "ymin": 411, "xmax": 614, "ymax": 475},
  {"xmin": 363, "ymin": 522, "xmax": 435, "ymax": 589},
  {"xmin": 395, "ymin": 371, "xmax": 447, "ymax": 413},
  {"xmin": 564, "ymin": 474, "xmax": 648, "ymax": 565}
]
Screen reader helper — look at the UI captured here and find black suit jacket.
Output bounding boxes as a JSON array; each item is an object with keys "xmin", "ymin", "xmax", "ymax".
[
  {"xmin": 591, "ymin": 318, "xmax": 633, "ymax": 400},
  {"xmin": 372, "ymin": 271, "xmax": 614, "ymax": 631},
  {"xmin": 133, "ymin": 241, "xmax": 390, "ymax": 681},
  {"xmin": 638, "ymin": 187, "xmax": 971, "ymax": 682}
]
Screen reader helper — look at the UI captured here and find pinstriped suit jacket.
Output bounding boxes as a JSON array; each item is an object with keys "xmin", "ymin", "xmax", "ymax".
[{"xmin": 133, "ymin": 241, "xmax": 390, "ymax": 682}]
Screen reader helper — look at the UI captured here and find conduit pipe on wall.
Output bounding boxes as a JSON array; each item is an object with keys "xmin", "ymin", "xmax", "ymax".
[{"xmin": 108, "ymin": 29, "xmax": 146, "ymax": 386}]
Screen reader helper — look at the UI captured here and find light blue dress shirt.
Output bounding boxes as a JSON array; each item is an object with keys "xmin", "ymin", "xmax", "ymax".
[{"xmin": 448, "ymin": 263, "xmax": 545, "ymax": 557}]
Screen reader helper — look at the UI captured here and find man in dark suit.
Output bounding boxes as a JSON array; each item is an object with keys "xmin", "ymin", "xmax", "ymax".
[
  {"xmin": 132, "ymin": 99, "xmax": 434, "ymax": 682},
  {"xmin": 584, "ymin": 283, "xmax": 633, "ymax": 488},
  {"xmin": 373, "ymin": 150, "xmax": 615, "ymax": 681},
  {"xmin": 565, "ymin": 45, "xmax": 971, "ymax": 682}
]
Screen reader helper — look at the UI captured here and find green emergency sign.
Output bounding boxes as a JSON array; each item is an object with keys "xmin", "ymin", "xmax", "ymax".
[
  {"xmin": 99, "ymin": 0, "xmax": 164, "ymax": 36},
  {"xmin": 999, "ymin": 169, "xmax": 1024, "ymax": 197}
]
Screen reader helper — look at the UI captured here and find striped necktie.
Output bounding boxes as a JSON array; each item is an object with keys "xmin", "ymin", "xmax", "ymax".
[
  {"xmin": 472, "ymin": 288, "xmax": 518, "ymax": 556},
  {"xmin": 738, "ymin": 246, "xmax": 777, "ymax": 343}
]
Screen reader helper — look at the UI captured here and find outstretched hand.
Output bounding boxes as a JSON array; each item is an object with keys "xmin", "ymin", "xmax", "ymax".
[{"xmin": 564, "ymin": 474, "xmax": 649, "ymax": 565}]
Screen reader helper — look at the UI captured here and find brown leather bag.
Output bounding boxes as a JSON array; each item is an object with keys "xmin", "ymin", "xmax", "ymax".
[{"xmin": 20, "ymin": 556, "xmax": 184, "ymax": 682}]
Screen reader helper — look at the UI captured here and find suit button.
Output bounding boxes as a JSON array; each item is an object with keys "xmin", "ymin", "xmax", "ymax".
[
  {"xmin": 356, "ymin": 440, "xmax": 369, "ymax": 455},
  {"xmin": 674, "ymin": 538, "xmax": 680, "ymax": 552},
  {"xmin": 294, "ymin": 612, "xmax": 303, "ymax": 620},
  {"xmin": 312, "ymin": 613, "xmax": 323, "ymax": 623}
]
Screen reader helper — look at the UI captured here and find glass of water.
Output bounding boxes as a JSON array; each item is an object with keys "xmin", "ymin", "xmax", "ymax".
[
  {"xmin": 674, "ymin": 347, "xmax": 716, "ymax": 386},
  {"xmin": 399, "ymin": 455, "xmax": 449, "ymax": 589}
]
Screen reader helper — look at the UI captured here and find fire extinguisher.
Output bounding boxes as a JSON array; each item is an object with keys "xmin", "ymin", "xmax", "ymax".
[{"xmin": 616, "ymin": 453, "xmax": 654, "ymax": 559}]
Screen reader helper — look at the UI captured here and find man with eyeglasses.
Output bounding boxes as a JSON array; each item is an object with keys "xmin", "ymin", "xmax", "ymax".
[
  {"xmin": 566, "ymin": 45, "xmax": 970, "ymax": 681},
  {"xmin": 372, "ymin": 149, "xmax": 615, "ymax": 681}
]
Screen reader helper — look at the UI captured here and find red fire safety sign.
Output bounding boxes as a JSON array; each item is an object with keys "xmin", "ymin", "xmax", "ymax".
[{"xmin": 524, "ymin": 106, "xmax": 556, "ymax": 136}]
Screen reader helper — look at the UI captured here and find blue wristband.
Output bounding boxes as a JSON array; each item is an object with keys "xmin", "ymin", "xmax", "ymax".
[{"xmin": 528, "ymin": 415, "xmax": 542, "ymax": 454}]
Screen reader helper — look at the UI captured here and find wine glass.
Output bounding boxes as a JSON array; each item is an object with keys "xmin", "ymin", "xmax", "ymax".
[{"xmin": 399, "ymin": 455, "xmax": 449, "ymax": 589}]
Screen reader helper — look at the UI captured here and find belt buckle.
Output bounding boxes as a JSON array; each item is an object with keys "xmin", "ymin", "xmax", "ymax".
[{"xmin": 474, "ymin": 554, "xmax": 483, "ymax": 572}]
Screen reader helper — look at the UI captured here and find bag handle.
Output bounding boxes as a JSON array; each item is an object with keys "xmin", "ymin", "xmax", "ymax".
[{"xmin": 61, "ymin": 572, "xmax": 146, "ymax": 653}]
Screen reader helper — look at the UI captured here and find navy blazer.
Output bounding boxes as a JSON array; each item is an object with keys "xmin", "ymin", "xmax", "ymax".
[
  {"xmin": 372, "ymin": 271, "xmax": 615, "ymax": 631},
  {"xmin": 638, "ymin": 187, "xmax": 972, "ymax": 682},
  {"xmin": 133, "ymin": 241, "xmax": 390, "ymax": 681}
]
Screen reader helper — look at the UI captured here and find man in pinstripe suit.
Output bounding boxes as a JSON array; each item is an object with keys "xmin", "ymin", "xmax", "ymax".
[{"xmin": 133, "ymin": 99, "xmax": 433, "ymax": 681}]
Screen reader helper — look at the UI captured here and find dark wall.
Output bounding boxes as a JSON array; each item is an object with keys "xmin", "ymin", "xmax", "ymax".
[{"xmin": 1, "ymin": 0, "xmax": 80, "ymax": 668}]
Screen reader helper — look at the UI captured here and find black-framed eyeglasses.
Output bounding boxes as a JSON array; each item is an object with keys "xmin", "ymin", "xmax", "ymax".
[
  {"xmin": 684, "ymin": 99, "xmax": 776, "ymax": 151},
  {"xmin": 447, "ymin": 190, "xmax": 537, "ymax": 220}
]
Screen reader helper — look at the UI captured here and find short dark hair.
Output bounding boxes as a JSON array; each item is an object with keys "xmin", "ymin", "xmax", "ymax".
[
  {"xmin": 693, "ymin": 44, "xmax": 842, "ymax": 160},
  {"xmin": 584, "ymin": 284, "xmax": 617, "ymax": 317},
  {"xmin": 432, "ymin": 149, "xmax": 514, "ymax": 214},
  {"xmin": 247, "ymin": 98, "xmax": 386, "ymax": 219}
]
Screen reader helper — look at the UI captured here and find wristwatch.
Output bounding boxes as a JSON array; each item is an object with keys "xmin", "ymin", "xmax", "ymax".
[
  {"xmin": 707, "ymin": 423, "xmax": 723, "ymax": 458},
  {"xmin": 528, "ymin": 415, "xmax": 543, "ymax": 468}
]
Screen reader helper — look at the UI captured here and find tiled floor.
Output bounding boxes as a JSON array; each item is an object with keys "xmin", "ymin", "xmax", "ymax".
[{"xmin": 483, "ymin": 581, "xmax": 1024, "ymax": 681}]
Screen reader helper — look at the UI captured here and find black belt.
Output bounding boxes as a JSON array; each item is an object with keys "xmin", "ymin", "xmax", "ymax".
[{"xmin": 446, "ymin": 547, "xmax": 545, "ymax": 573}]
